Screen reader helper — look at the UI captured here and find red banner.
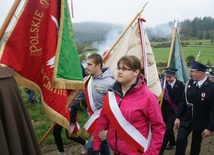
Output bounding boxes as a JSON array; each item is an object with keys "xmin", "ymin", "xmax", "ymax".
[{"xmin": 0, "ymin": 0, "xmax": 74, "ymax": 130}]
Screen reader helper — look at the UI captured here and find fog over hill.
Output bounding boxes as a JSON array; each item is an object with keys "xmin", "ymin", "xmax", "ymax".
[
  {"xmin": 73, "ymin": 21, "xmax": 178, "ymax": 41},
  {"xmin": 73, "ymin": 22, "xmax": 124, "ymax": 43},
  {"xmin": 72, "ymin": 21, "xmax": 175, "ymax": 53},
  {"xmin": 73, "ymin": 16, "xmax": 214, "ymax": 52},
  {"xmin": 1, "ymin": 17, "xmax": 213, "ymax": 51}
]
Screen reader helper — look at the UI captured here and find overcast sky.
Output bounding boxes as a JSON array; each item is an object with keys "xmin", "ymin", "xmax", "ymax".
[{"xmin": 0, "ymin": 0, "xmax": 214, "ymax": 28}]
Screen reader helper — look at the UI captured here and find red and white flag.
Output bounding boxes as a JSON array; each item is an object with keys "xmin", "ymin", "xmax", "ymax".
[{"xmin": 0, "ymin": 0, "xmax": 83, "ymax": 130}]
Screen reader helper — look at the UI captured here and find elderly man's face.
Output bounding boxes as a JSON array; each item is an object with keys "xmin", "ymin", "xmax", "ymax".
[{"xmin": 189, "ymin": 70, "xmax": 200, "ymax": 81}]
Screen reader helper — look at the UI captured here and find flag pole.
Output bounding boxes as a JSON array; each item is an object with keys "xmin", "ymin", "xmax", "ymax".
[
  {"xmin": 39, "ymin": 122, "xmax": 56, "ymax": 145},
  {"xmin": 160, "ymin": 20, "xmax": 177, "ymax": 108},
  {"xmin": 39, "ymin": 88, "xmax": 83, "ymax": 145},
  {"xmin": 0, "ymin": 0, "xmax": 21, "ymax": 40},
  {"xmin": 167, "ymin": 21, "xmax": 178, "ymax": 67},
  {"xmin": 39, "ymin": 68, "xmax": 91, "ymax": 144},
  {"xmin": 195, "ymin": 50, "xmax": 201, "ymax": 61},
  {"xmin": 0, "ymin": 0, "xmax": 20, "ymax": 78},
  {"xmin": 103, "ymin": 2, "xmax": 148, "ymax": 61}
]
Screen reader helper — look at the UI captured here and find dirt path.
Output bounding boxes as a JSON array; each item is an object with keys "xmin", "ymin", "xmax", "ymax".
[{"xmin": 41, "ymin": 134, "xmax": 214, "ymax": 155}]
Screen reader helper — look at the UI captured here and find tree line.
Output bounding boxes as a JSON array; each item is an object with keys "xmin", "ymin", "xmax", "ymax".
[
  {"xmin": 180, "ymin": 16, "xmax": 214, "ymax": 40},
  {"xmin": 147, "ymin": 16, "xmax": 214, "ymax": 41},
  {"xmin": 72, "ymin": 16, "xmax": 214, "ymax": 44}
]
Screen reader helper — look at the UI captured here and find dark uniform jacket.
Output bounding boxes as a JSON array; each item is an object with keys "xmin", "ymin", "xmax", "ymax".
[
  {"xmin": 177, "ymin": 78, "xmax": 214, "ymax": 131},
  {"xmin": 162, "ymin": 79, "xmax": 185, "ymax": 123}
]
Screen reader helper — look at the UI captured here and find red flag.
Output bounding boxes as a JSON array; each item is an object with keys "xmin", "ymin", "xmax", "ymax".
[{"xmin": 0, "ymin": 0, "xmax": 78, "ymax": 130}]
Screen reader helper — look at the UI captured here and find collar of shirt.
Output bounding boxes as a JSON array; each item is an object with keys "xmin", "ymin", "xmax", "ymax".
[
  {"xmin": 195, "ymin": 76, "xmax": 207, "ymax": 88},
  {"xmin": 168, "ymin": 79, "xmax": 176, "ymax": 88}
]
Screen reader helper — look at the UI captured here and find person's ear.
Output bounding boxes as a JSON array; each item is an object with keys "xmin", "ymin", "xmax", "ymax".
[
  {"xmin": 96, "ymin": 63, "xmax": 101, "ymax": 69},
  {"xmin": 134, "ymin": 69, "xmax": 140, "ymax": 77}
]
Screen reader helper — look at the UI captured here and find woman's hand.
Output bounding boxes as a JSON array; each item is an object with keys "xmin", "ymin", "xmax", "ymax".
[{"xmin": 99, "ymin": 130, "xmax": 107, "ymax": 141}]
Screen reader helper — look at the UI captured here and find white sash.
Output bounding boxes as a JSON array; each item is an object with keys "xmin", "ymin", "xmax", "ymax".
[
  {"xmin": 87, "ymin": 77, "xmax": 97, "ymax": 113},
  {"xmin": 83, "ymin": 108, "xmax": 101, "ymax": 131},
  {"xmin": 70, "ymin": 122, "xmax": 80, "ymax": 133},
  {"xmin": 107, "ymin": 91, "xmax": 152, "ymax": 151}
]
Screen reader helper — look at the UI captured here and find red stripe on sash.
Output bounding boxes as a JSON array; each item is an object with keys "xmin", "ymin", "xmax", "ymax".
[
  {"xmin": 164, "ymin": 87, "xmax": 178, "ymax": 112},
  {"xmin": 87, "ymin": 121, "xmax": 97, "ymax": 134}
]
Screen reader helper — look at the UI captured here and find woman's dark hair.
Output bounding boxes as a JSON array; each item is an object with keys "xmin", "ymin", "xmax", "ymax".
[{"xmin": 117, "ymin": 55, "xmax": 142, "ymax": 78}]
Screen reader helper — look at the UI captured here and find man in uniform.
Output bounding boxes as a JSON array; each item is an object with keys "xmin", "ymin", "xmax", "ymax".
[
  {"xmin": 159, "ymin": 68, "xmax": 185, "ymax": 155},
  {"xmin": 209, "ymin": 71, "xmax": 214, "ymax": 82},
  {"xmin": 174, "ymin": 61, "xmax": 214, "ymax": 155}
]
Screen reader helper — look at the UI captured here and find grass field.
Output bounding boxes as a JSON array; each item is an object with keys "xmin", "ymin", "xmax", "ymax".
[
  {"xmin": 20, "ymin": 88, "xmax": 88, "ymax": 147},
  {"xmin": 151, "ymin": 39, "xmax": 214, "ymax": 66}
]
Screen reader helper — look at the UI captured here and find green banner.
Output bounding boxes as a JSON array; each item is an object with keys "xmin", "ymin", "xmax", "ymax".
[{"xmin": 54, "ymin": 0, "xmax": 83, "ymax": 89}]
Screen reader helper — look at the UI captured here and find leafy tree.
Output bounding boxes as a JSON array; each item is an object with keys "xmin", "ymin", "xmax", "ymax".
[
  {"xmin": 186, "ymin": 55, "xmax": 195, "ymax": 67},
  {"xmin": 207, "ymin": 30, "xmax": 214, "ymax": 40},
  {"xmin": 207, "ymin": 60, "xmax": 212, "ymax": 66},
  {"xmin": 179, "ymin": 16, "xmax": 214, "ymax": 39},
  {"xmin": 156, "ymin": 62, "xmax": 167, "ymax": 68},
  {"xmin": 180, "ymin": 19, "xmax": 193, "ymax": 38},
  {"xmin": 192, "ymin": 17, "xmax": 201, "ymax": 38},
  {"xmin": 76, "ymin": 43, "xmax": 85, "ymax": 54},
  {"xmin": 201, "ymin": 17, "xmax": 213, "ymax": 31}
]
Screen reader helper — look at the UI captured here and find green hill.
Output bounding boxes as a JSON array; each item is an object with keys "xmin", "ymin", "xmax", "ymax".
[{"xmin": 151, "ymin": 39, "xmax": 214, "ymax": 66}]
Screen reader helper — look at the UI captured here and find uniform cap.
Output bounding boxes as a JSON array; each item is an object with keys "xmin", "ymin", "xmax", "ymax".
[
  {"xmin": 164, "ymin": 67, "xmax": 178, "ymax": 75},
  {"xmin": 189, "ymin": 61, "xmax": 208, "ymax": 72},
  {"xmin": 210, "ymin": 71, "xmax": 214, "ymax": 77}
]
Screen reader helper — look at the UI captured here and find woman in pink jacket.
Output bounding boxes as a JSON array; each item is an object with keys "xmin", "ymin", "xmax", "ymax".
[{"xmin": 93, "ymin": 55, "xmax": 165, "ymax": 155}]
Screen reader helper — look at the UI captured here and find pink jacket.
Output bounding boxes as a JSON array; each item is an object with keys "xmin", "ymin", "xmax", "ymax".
[{"xmin": 93, "ymin": 78, "xmax": 165, "ymax": 155}]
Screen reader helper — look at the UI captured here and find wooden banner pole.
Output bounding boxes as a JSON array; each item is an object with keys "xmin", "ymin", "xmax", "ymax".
[
  {"xmin": 160, "ymin": 22, "xmax": 177, "ymax": 108},
  {"xmin": 0, "ymin": 0, "xmax": 21, "ymax": 40},
  {"xmin": 103, "ymin": 2, "xmax": 148, "ymax": 61},
  {"xmin": 195, "ymin": 50, "xmax": 201, "ymax": 61},
  {"xmin": 0, "ymin": 0, "xmax": 20, "ymax": 77},
  {"xmin": 39, "ymin": 122, "xmax": 56, "ymax": 145}
]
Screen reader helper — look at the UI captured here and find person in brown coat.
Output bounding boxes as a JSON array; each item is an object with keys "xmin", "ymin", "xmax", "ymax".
[{"xmin": 0, "ymin": 67, "xmax": 41, "ymax": 155}]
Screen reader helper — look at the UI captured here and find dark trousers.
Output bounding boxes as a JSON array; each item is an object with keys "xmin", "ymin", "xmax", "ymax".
[
  {"xmin": 175, "ymin": 125, "xmax": 203, "ymax": 155},
  {"xmin": 159, "ymin": 122, "xmax": 175, "ymax": 155},
  {"xmin": 53, "ymin": 124, "xmax": 86, "ymax": 152},
  {"xmin": 87, "ymin": 135, "xmax": 110, "ymax": 155},
  {"xmin": 169, "ymin": 130, "xmax": 175, "ymax": 146}
]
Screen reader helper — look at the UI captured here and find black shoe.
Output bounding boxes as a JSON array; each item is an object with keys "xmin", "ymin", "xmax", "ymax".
[{"xmin": 165, "ymin": 144, "xmax": 174, "ymax": 150}]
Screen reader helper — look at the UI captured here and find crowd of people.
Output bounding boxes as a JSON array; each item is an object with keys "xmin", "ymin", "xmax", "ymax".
[
  {"xmin": 2, "ymin": 53, "xmax": 214, "ymax": 155},
  {"xmin": 53, "ymin": 54, "xmax": 214, "ymax": 155},
  {"xmin": 53, "ymin": 54, "xmax": 166, "ymax": 155},
  {"xmin": 159, "ymin": 61, "xmax": 214, "ymax": 155},
  {"xmin": 159, "ymin": 68, "xmax": 185, "ymax": 155}
]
